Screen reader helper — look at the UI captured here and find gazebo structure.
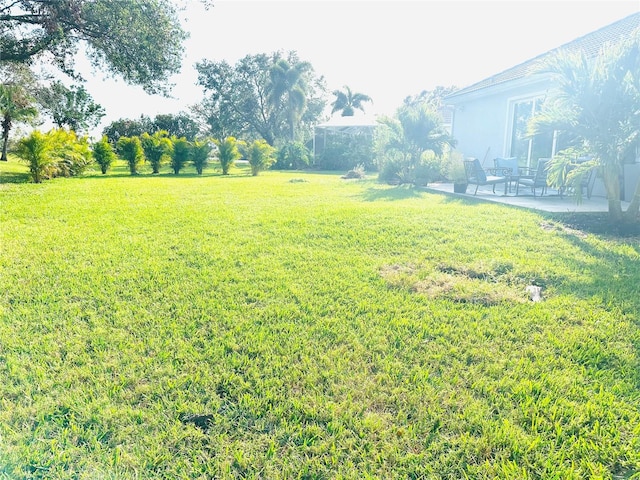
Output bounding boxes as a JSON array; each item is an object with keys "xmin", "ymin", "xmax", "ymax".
[{"xmin": 313, "ymin": 115, "xmax": 379, "ymax": 166}]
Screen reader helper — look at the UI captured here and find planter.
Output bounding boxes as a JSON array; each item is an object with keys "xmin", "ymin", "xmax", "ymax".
[{"xmin": 453, "ymin": 183, "xmax": 468, "ymax": 194}]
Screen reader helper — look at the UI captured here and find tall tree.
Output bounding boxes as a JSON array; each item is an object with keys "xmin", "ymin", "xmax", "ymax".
[
  {"xmin": 0, "ymin": 0, "xmax": 188, "ymax": 95},
  {"xmin": 37, "ymin": 81, "xmax": 105, "ymax": 132},
  {"xmin": 153, "ymin": 113, "xmax": 199, "ymax": 141},
  {"xmin": 194, "ymin": 51, "xmax": 326, "ymax": 146},
  {"xmin": 403, "ymin": 86, "xmax": 458, "ymax": 109},
  {"xmin": 102, "ymin": 116, "xmax": 154, "ymax": 144},
  {"xmin": 330, "ymin": 86, "xmax": 372, "ymax": 117},
  {"xmin": 529, "ymin": 32, "xmax": 640, "ymax": 222},
  {"xmin": 0, "ymin": 83, "xmax": 38, "ymax": 161},
  {"xmin": 268, "ymin": 57, "xmax": 311, "ymax": 141}
]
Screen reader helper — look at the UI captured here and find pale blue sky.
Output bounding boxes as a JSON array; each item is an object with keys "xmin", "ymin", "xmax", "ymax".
[{"xmin": 67, "ymin": 0, "xmax": 639, "ymax": 136}]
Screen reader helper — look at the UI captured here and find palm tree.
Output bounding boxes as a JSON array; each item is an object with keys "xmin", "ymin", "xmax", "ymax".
[
  {"xmin": 330, "ymin": 86, "xmax": 372, "ymax": 117},
  {"xmin": 529, "ymin": 33, "xmax": 640, "ymax": 222},
  {"xmin": 268, "ymin": 58, "xmax": 311, "ymax": 141},
  {"xmin": 0, "ymin": 84, "xmax": 38, "ymax": 161},
  {"xmin": 377, "ymin": 102, "xmax": 455, "ymax": 185}
]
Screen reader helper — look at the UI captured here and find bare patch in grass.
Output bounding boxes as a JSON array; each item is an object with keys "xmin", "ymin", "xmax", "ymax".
[
  {"xmin": 381, "ymin": 262, "xmax": 533, "ymax": 305},
  {"xmin": 540, "ymin": 220, "xmax": 587, "ymax": 239}
]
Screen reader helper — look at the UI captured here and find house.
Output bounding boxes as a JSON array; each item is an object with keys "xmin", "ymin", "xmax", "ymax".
[{"xmin": 444, "ymin": 12, "xmax": 640, "ymax": 200}]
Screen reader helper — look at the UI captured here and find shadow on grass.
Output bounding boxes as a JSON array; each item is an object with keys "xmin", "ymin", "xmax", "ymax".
[
  {"xmin": 545, "ymin": 211, "xmax": 640, "ymax": 239},
  {"xmin": 360, "ymin": 185, "xmax": 424, "ymax": 202},
  {"xmin": 0, "ymin": 170, "xmax": 30, "ymax": 184}
]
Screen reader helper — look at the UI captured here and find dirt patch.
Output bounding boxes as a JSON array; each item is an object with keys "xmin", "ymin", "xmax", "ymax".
[{"xmin": 380, "ymin": 262, "xmax": 534, "ymax": 306}]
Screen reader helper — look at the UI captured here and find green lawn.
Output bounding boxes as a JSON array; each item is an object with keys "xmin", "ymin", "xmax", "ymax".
[{"xmin": 1, "ymin": 160, "xmax": 639, "ymax": 479}]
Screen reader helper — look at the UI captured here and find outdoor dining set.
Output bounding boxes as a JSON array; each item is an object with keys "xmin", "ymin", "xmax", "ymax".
[{"xmin": 462, "ymin": 157, "xmax": 593, "ymax": 198}]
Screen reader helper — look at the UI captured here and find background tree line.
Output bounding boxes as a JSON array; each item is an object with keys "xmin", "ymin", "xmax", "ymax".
[{"xmin": 4, "ymin": 0, "xmax": 636, "ymax": 223}]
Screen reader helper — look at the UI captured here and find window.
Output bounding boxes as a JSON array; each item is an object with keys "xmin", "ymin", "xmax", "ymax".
[{"xmin": 509, "ymin": 97, "xmax": 554, "ymax": 168}]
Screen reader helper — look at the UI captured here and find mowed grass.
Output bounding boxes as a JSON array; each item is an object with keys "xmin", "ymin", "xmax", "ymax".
[{"xmin": 1, "ymin": 160, "xmax": 639, "ymax": 479}]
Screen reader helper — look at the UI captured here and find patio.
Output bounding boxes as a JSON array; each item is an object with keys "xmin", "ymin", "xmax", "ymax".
[{"xmin": 425, "ymin": 182, "xmax": 630, "ymax": 213}]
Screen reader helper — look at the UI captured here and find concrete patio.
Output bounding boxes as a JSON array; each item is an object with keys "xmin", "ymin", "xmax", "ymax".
[{"xmin": 425, "ymin": 182, "xmax": 630, "ymax": 213}]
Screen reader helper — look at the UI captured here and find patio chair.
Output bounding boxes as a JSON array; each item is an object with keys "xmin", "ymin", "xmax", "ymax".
[
  {"xmin": 494, "ymin": 157, "xmax": 520, "ymax": 193},
  {"xmin": 463, "ymin": 157, "xmax": 509, "ymax": 195},
  {"xmin": 515, "ymin": 158, "xmax": 549, "ymax": 196}
]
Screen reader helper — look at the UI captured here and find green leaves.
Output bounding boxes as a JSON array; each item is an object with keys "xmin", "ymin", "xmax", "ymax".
[
  {"xmin": 245, "ymin": 139, "xmax": 276, "ymax": 176},
  {"xmin": 214, "ymin": 136, "xmax": 243, "ymax": 175},
  {"xmin": 116, "ymin": 136, "xmax": 145, "ymax": 175},
  {"xmin": 92, "ymin": 136, "xmax": 117, "ymax": 175},
  {"xmin": 1, "ymin": 0, "xmax": 188, "ymax": 95},
  {"xmin": 37, "ymin": 81, "xmax": 105, "ymax": 133},
  {"xmin": 330, "ymin": 85, "xmax": 373, "ymax": 117},
  {"xmin": 195, "ymin": 51, "xmax": 326, "ymax": 146},
  {"xmin": 140, "ymin": 131, "xmax": 173, "ymax": 174},
  {"xmin": 14, "ymin": 129, "xmax": 92, "ymax": 182},
  {"xmin": 531, "ymin": 32, "xmax": 640, "ymax": 220}
]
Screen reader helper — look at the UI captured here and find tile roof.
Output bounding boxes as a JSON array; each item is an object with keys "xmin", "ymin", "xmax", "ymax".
[{"xmin": 446, "ymin": 12, "xmax": 640, "ymax": 99}]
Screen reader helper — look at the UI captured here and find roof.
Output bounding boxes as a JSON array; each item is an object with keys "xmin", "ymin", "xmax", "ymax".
[
  {"xmin": 446, "ymin": 12, "xmax": 640, "ymax": 100},
  {"xmin": 315, "ymin": 115, "xmax": 379, "ymax": 134}
]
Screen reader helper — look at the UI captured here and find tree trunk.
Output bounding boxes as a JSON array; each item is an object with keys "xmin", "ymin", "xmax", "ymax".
[
  {"xmin": 1, "ymin": 117, "xmax": 10, "ymax": 161},
  {"xmin": 603, "ymin": 165, "xmax": 623, "ymax": 221}
]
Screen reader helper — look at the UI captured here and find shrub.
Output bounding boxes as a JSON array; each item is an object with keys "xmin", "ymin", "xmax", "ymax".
[
  {"xmin": 171, "ymin": 137, "xmax": 191, "ymax": 175},
  {"xmin": 116, "ymin": 136, "xmax": 144, "ymax": 175},
  {"xmin": 273, "ymin": 141, "xmax": 310, "ymax": 170},
  {"xmin": 214, "ymin": 137, "xmax": 242, "ymax": 175},
  {"xmin": 341, "ymin": 164, "xmax": 366, "ymax": 179},
  {"xmin": 314, "ymin": 135, "xmax": 375, "ymax": 171},
  {"xmin": 140, "ymin": 131, "xmax": 173, "ymax": 174},
  {"xmin": 13, "ymin": 130, "xmax": 56, "ymax": 183},
  {"xmin": 92, "ymin": 135, "xmax": 117, "ymax": 174},
  {"xmin": 14, "ymin": 129, "xmax": 92, "ymax": 183},
  {"xmin": 51, "ymin": 129, "xmax": 92, "ymax": 178},
  {"xmin": 246, "ymin": 139, "xmax": 276, "ymax": 176},
  {"xmin": 442, "ymin": 151, "xmax": 467, "ymax": 184},
  {"xmin": 191, "ymin": 139, "xmax": 213, "ymax": 175}
]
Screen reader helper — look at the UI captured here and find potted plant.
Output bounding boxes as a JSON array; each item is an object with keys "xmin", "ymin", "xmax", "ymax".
[{"xmin": 446, "ymin": 152, "xmax": 468, "ymax": 193}]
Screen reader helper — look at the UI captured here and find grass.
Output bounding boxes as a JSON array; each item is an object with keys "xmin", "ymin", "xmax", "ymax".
[{"xmin": 1, "ymin": 159, "xmax": 639, "ymax": 479}]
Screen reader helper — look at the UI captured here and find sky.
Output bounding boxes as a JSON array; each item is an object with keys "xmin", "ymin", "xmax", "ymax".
[{"xmin": 69, "ymin": 0, "xmax": 639, "ymax": 137}]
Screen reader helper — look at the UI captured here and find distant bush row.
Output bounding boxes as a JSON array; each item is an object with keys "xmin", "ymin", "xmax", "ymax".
[{"xmin": 13, "ymin": 129, "xmax": 316, "ymax": 183}]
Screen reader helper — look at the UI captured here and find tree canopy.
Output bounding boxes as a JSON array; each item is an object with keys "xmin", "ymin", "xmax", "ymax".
[
  {"xmin": 194, "ymin": 51, "xmax": 326, "ymax": 146},
  {"xmin": 330, "ymin": 86, "xmax": 372, "ymax": 117},
  {"xmin": 0, "ymin": 0, "xmax": 188, "ymax": 95},
  {"xmin": 37, "ymin": 81, "xmax": 105, "ymax": 132}
]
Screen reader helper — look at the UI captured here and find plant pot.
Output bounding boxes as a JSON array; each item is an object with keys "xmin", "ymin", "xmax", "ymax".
[{"xmin": 453, "ymin": 183, "xmax": 468, "ymax": 194}]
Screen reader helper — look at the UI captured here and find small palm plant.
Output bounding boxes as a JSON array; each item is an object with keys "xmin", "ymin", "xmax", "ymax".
[
  {"xmin": 92, "ymin": 135, "xmax": 117, "ymax": 174},
  {"xmin": 116, "ymin": 136, "xmax": 144, "ymax": 175},
  {"xmin": 245, "ymin": 139, "xmax": 276, "ymax": 176},
  {"xmin": 171, "ymin": 136, "xmax": 191, "ymax": 175},
  {"xmin": 140, "ymin": 130, "xmax": 173, "ymax": 174},
  {"xmin": 214, "ymin": 136, "xmax": 242, "ymax": 175},
  {"xmin": 191, "ymin": 139, "xmax": 213, "ymax": 175},
  {"xmin": 14, "ymin": 130, "xmax": 55, "ymax": 183}
]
